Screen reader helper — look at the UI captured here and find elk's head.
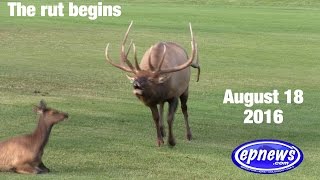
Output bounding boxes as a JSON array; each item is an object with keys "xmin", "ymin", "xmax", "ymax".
[
  {"xmin": 126, "ymin": 69, "xmax": 170, "ymax": 97},
  {"xmin": 34, "ymin": 100, "xmax": 69, "ymax": 125},
  {"xmin": 105, "ymin": 21, "xmax": 196, "ymax": 98}
]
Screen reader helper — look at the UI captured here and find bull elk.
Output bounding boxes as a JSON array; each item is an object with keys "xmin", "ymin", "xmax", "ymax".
[
  {"xmin": 0, "ymin": 100, "xmax": 68, "ymax": 174},
  {"xmin": 105, "ymin": 21, "xmax": 200, "ymax": 146}
]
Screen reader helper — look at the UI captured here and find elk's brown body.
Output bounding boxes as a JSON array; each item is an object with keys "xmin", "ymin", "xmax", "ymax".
[
  {"xmin": 0, "ymin": 100, "xmax": 68, "ymax": 174},
  {"xmin": 140, "ymin": 42, "xmax": 191, "ymax": 100},
  {"xmin": 105, "ymin": 22, "xmax": 200, "ymax": 146}
]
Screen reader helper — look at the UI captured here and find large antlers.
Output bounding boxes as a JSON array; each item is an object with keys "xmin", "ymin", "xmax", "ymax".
[
  {"xmin": 105, "ymin": 21, "xmax": 140, "ymax": 74},
  {"xmin": 105, "ymin": 22, "xmax": 197, "ymax": 75}
]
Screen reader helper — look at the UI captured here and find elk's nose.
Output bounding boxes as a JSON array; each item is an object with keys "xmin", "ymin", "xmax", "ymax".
[
  {"xmin": 133, "ymin": 81, "xmax": 141, "ymax": 89},
  {"xmin": 64, "ymin": 113, "xmax": 69, "ymax": 119}
]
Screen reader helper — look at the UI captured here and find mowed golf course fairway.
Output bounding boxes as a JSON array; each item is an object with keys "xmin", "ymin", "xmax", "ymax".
[{"xmin": 0, "ymin": 0, "xmax": 320, "ymax": 179}]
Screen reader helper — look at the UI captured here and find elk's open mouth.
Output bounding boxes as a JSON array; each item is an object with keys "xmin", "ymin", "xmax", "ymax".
[
  {"xmin": 133, "ymin": 81, "xmax": 143, "ymax": 95},
  {"xmin": 133, "ymin": 88, "xmax": 143, "ymax": 96}
]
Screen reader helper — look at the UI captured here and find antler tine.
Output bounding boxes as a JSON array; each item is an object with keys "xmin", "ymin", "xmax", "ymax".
[
  {"xmin": 157, "ymin": 23, "xmax": 196, "ymax": 74},
  {"xmin": 119, "ymin": 21, "xmax": 136, "ymax": 72},
  {"xmin": 121, "ymin": 21, "xmax": 133, "ymax": 58},
  {"xmin": 124, "ymin": 39, "xmax": 135, "ymax": 70},
  {"xmin": 156, "ymin": 44, "xmax": 167, "ymax": 72},
  {"xmin": 148, "ymin": 46, "xmax": 156, "ymax": 71},
  {"xmin": 126, "ymin": 39, "xmax": 133, "ymax": 57},
  {"xmin": 133, "ymin": 43, "xmax": 141, "ymax": 71},
  {"xmin": 188, "ymin": 22, "xmax": 196, "ymax": 64},
  {"xmin": 105, "ymin": 43, "xmax": 134, "ymax": 73}
]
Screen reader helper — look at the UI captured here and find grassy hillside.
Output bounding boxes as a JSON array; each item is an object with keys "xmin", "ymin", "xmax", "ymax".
[{"xmin": 0, "ymin": 0, "xmax": 319, "ymax": 179}]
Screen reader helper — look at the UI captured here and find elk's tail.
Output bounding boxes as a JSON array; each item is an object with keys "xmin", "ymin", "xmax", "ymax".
[
  {"xmin": 192, "ymin": 43, "xmax": 200, "ymax": 82},
  {"xmin": 191, "ymin": 63, "xmax": 200, "ymax": 82}
]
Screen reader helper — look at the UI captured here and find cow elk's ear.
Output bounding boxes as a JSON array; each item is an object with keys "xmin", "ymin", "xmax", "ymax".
[
  {"xmin": 126, "ymin": 74, "xmax": 135, "ymax": 83},
  {"xmin": 33, "ymin": 106, "xmax": 44, "ymax": 114},
  {"xmin": 39, "ymin": 100, "xmax": 47, "ymax": 109},
  {"xmin": 33, "ymin": 100, "xmax": 47, "ymax": 114}
]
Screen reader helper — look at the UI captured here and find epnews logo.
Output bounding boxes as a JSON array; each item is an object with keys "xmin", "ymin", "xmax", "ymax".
[{"xmin": 231, "ymin": 139, "xmax": 303, "ymax": 174}]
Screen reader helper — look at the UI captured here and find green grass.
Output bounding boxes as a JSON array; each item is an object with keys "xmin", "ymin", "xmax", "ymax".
[{"xmin": 0, "ymin": 0, "xmax": 320, "ymax": 179}]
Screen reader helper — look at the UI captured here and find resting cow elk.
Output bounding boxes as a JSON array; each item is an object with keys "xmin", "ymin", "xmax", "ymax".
[
  {"xmin": 0, "ymin": 100, "xmax": 68, "ymax": 174},
  {"xmin": 105, "ymin": 21, "xmax": 200, "ymax": 146}
]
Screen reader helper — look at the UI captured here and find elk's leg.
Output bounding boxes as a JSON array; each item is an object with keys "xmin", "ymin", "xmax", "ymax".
[
  {"xmin": 167, "ymin": 97, "xmax": 178, "ymax": 146},
  {"xmin": 14, "ymin": 164, "xmax": 40, "ymax": 174},
  {"xmin": 180, "ymin": 89, "xmax": 192, "ymax": 140},
  {"xmin": 159, "ymin": 102, "xmax": 166, "ymax": 137},
  {"xmin": 150, "ymin": 106, "xmax": 164, "ymax": 146},
  {"xmin": 38, "ymin": 162, "xmax": 50, "ymax": 173}
]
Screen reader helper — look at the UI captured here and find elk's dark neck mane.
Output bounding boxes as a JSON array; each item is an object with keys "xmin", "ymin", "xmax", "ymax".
[
  {"xmin": 137, "ymin": 83, "xmax": 168, "ymax": 106},
  {"xmin": 31, "ymin": 115, "xmax": 53, "ymax": 153}
]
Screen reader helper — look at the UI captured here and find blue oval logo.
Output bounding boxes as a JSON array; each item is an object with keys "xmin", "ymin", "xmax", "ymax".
[{"xmin": 231, "ymin": 139, "xmax": 303, "ymax": 174}]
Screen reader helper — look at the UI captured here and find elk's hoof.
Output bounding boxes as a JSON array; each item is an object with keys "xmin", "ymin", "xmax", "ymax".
[
  {"xmin": 36, "ymin": 166, "xmax": 50, "ymax": 174},
  {"xmin": 41, "ymin": 168, "xmax": 50, "ymax": 173},
  {"xmin": 168, "ymin": 138, "xmax": 176, "ymax": 146},
  {"xmin": 187, "ymin": 133, "xmax": 192, "ymax": 141},
  {"xmin": 157, "ymin": 139, "xmax": 164, "ymax": 147}
]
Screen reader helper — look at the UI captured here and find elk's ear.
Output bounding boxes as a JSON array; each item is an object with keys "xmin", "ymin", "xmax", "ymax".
[
  {"xmin": 33, "ymin": 106, "xmax": 44, "ymax": 114},
  {"xmin": 33, "ymin": 100, "xmax": 47, "ymax": 114},
  {"xmin": 148, "ymin": 74, "xmax": 169, "ymax": 84},
  {"xmin": 39, "ymin": 100, "xmax": 47, "ymax": 109},
  {"xmin": 126, "ymin": 74, "xmax": 135, "ymax": 83},
  {"xmin": 156, "ymin": 75, "xmax": 170, "ymax": 84}
]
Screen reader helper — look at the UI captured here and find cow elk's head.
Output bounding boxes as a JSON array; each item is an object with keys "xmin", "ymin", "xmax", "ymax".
[{"xmin": 34, "ymin": 100, "xmax": 69, "ymax": 125}]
